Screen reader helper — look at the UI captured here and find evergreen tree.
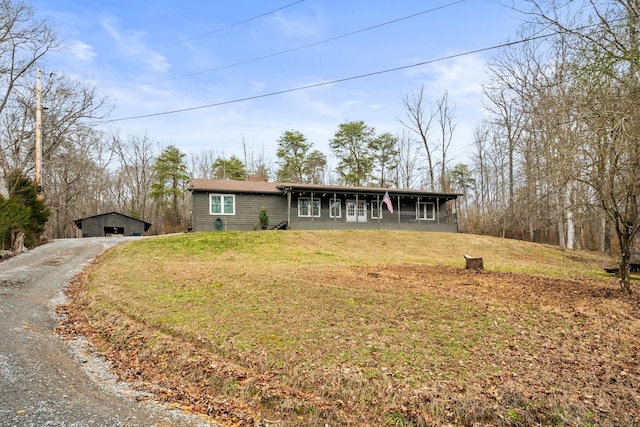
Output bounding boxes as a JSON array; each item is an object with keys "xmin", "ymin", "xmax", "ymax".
[
  {"xmin": 370, "ymin": 132, "xmax": 399, "ymax": 187},
  {"xmin": 303, "ymin": 149, "xmax": 327, "ymax": 184},
  {"xmin": 276, "ymin": 130, "xmax": 311, "ymax": 182},
  {"xmin": 211, "ymin": 155, "xmax": 246, "ymax": 180},
  {"xmin": 2, "ymin": 171, "xmax": 50, "ymax": 248},
  {"xmin": 330, "ymin": 121, "xmax": 376, "ymax": 186},
  {"xmin": 150, "ymin": 145, "xmax": 189, "ymax": 232},
  {"xmin": 0, "ymin": 197, "xmax": 30, "ymax": 250}
]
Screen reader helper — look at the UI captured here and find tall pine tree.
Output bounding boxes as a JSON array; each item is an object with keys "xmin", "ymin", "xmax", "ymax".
[{"xmin": 150, "ymin": 145, "xmax": 189, "ymax": 233}]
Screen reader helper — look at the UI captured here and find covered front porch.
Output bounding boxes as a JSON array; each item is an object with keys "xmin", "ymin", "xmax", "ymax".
[{"xmin": 279, "ymin": 184, "xmax": 459, "ymax": 232}]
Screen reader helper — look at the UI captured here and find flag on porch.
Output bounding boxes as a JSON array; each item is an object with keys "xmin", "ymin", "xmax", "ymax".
[{"xmin": 382, "ymin": 191, "xmax": 394, "ymax": 213}]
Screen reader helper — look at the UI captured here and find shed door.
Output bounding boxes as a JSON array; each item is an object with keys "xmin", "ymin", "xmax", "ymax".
[
  {"xmin": 346, "ymin": 200, "xmax": 366, "ymax": 223},
  {"xmin": 104, "ymin": 226, "xmax": 124, "ymax": 236}
]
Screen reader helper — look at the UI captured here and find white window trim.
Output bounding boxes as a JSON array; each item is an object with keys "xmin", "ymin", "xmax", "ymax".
[
  {"xmin": 297, "ymin": 197, "xmax": 321, "ymax": 217},
  {"xmin": 417, "ymin": 201, "xmax": 435, "ymax": 220},
  {"xmin": 371, "ymin": 200, "xmax": 381, "ymax": 219},
  {"xmin": 209, "ymin": 193, "xmax": 235, "ymax": 215},
  {"xmin": 329, "ymin": 198, "xmax": 342, "ymax": 218}
]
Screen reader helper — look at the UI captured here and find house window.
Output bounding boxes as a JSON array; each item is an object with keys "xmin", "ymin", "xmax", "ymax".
[
  {"xmin": 417, "ymin": 202, "xmax": 435, "ymax": 220},
  {"xmin": 298, "ymin": 198, "xmax": 320, "ymax": 217},
  {"xmin": 329, "ymin": 199, "xmax": 341, "ymax": 218},
  {"xmin": 371, "ymin": 200, "xmax": 381, "ymax": 219},
  {"xmin": 210, "ymin": 194, "xmax": 235, "ymax": 215}
]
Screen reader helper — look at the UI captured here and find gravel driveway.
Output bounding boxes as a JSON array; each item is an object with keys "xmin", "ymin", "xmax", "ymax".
[{"xmin": 0, "ymin": 238, "xmax": 218, "ymax": 427}]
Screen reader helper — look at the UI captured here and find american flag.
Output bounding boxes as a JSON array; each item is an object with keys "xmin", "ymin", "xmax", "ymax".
[{"xmin": 382, "ymin": 191, "xmax": 393, "ymax": 213}]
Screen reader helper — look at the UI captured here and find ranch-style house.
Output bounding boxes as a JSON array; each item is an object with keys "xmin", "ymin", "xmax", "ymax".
[{"xmin": 188, "ymin": 179, "xmax": 460, "ymax": 233}]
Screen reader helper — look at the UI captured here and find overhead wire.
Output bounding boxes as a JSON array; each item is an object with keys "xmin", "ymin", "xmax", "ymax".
[
  {"xmin": 128, "ymin": 0, "xmax": 465, "ymax": 88},
  {"xmin": 96, "ymin": 31, "xmax": 560, "ymax": 124},
  {"xmin": 98, "ymin": 12, "xmax": 621, "ymax": 124},
  {"xmin": 155, "ymin": 0, "xmax": 305, "ymax": 50}
]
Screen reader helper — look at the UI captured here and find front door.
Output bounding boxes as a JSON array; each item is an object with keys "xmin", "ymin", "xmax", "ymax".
[{"xmin": 346, "ymin": 200, "xmax": 367, "ymax": 222}]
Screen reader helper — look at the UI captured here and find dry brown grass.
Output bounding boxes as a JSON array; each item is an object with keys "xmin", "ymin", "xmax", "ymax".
[{"xmin": 57, "ymin": 231, "xmax": 640, "ymax": 426}]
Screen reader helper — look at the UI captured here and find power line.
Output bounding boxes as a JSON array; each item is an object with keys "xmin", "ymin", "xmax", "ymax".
[
  {"xmin": 100, "ymin": 15, "xmax": 626, "ymax": 124},
  {"xmin": 98, "ymin": 30, "xmax": 559, "ymax": 124},
  {"xmin": 130, "ymin": 0, "xmax": 465, "ymax": 88},
  {"xmin": 156, "ymin": 0, "xmax": 305, "ymax": 50}
]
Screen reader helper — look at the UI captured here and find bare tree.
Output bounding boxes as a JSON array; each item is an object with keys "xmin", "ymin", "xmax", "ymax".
[
  {"xmin": 471, "ymin": 122, "xmax": 490, "ymax": 214},
  {"xmin": 399, "ymin": 85, "xmax": 437, "ymax": 190},
  {"xmin": 0, "ymin": 0, "xmax": 59, "ymax": 195},
  {"xmin": 243, "ymin": 138, "xmax": 272, "ymax": 181},
  {"xmin": 395, "ymin": 131, "xmax": 420, "ymax": 189},
  {"xmin": 0, "ymin": 71, "xmax": 109, "ymax": 203},
  {"xmin": 434, "ymin": 91, "xmax": 456, "ymax": 192},
  {"xmin": 112, "ymin": 132, "xmax": 157, "ymax": 220},
  {"xmin": 188, "ymin": 149, "xmax": 219, "ymax": 180},
  {"xmin": 43, "ymin": 127, "xmax": 112, "ymax": 238},
  {"xmin": 520, "ymin": 0, "xmax": 640, "ymax": 292},
  {"xmin": 482, "ymin": 80, "xmax": 526, "ymax": 211},
  {"xmin": 0, "ymin": 1, "xmax": 58, "ymax": 118}
]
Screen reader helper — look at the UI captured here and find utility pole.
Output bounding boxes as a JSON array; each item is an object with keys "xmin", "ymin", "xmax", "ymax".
[{"xmin": 35, "ymin": 68, "xmax": 42, "ymax": 198}]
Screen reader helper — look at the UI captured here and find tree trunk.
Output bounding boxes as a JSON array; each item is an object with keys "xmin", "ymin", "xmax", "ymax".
[
  {"xmin": 557, "ymin": 189, "xmax": 566, "ymax": 249},
  {"xmin": 619, "ymin": 227, "xmax": 634, "ymax": 294},
  {"xmin": 619, "ymin": 251, "xmax": 632, "ymax": 294},
  {"xmin": 565, "ymin": 185, "xmax": 575, "ymax": 250},
  {"xmin": 10, "ymin": 230, "xmax": 26, "ymax": 253}
]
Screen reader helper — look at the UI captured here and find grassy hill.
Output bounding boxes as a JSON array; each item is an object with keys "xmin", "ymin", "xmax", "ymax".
[{"xmin": 59, "ymin": 231, "xmax": 640, "ymax": 426}]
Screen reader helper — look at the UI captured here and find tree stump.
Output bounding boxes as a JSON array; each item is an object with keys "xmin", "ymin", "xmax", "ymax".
[{"xmin": 464, "ymin": 254, "xmax": 483, "ymax": 271}]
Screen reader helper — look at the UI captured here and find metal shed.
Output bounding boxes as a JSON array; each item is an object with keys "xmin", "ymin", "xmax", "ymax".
[{"xmin": 73, "ymin": 212, "xmax": 152, "ymax": 237}]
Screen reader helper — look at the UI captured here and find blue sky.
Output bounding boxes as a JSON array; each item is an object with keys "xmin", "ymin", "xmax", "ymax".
[{"xmin": 33, "ymin": 0, "xmax": 524, "ymax": 172}]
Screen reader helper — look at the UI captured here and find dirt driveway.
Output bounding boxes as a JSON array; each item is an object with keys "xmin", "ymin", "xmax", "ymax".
[{"xmin": 0, "ymin": 238, "xmax": 217, "ymax": 427}]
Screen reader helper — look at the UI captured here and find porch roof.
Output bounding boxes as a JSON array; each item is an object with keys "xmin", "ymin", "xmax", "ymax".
[{"xmin": 277, "ymin": 183, "xmax": 459, "ymax": 200}]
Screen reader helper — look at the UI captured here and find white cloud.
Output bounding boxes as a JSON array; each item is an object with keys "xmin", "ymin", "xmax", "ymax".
[
  {"xmin": 101, "ymin": 20, "xmax": 171, "ymax": 73},
  {"xmin": 422, "ymin": 53, "xmax": 487, "ymax": 102},
  {"xmin": 270, "ymin": 9, "xmax": 322, "ymax": 39},
  {"xmin": 67, "ymin": 40, "xmax": 96, "ymax": 61},
  {"xmin": 288, "ymin": 92, "xmax": 358, "ymax": 118}
]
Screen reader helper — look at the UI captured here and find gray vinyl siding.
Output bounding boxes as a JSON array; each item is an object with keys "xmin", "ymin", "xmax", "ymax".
[
  {"xmin": 190, "ymin": 188, "xmax": 458, "ymax": 233},
  {"xmin": 191, "ymin": 191, "xmax": 288, "ymax": 231}
]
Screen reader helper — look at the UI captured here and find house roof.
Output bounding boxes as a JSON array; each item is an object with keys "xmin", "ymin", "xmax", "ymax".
[
  {"xmin": 188, "ymin": 179, "xmax": 459, "ymax": 200},
  {"xmin": 73, "ymin": 211, "xmax": 152, "ymax": 231},
  {"xmin": 189, "ymin": 179, "xmax": 283, "ymax": 194}
]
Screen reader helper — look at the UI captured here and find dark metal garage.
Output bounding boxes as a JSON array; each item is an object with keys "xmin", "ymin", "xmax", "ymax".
[{"xmin": 73, "ymin": 212, "xmax": 152, "ymax": 237}]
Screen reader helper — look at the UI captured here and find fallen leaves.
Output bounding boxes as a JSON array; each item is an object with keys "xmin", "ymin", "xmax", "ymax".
[{"xmin": 56, "ymin": 261, "xmax": 640, "ymax": 426}]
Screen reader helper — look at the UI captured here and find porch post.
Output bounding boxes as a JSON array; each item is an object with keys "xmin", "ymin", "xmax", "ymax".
[
  {"xmin": 311, "ymin": 192, "xmax": 314, "ymax": 221},
  {"xmin": 437, "ymin": 197, "xmax": 440, "ymax": 224},
  {"xmin": 417, "ymin": 196, "xmax": 421, "ymax": 223},
  {"xmin": 355, "ymin": 193, "xmax": 359, "ymax": 223},
  {"xmin": 397, "ymin": 195, "xmax": 400, "ymax": 223},
  {"xmin": 287, "ymin": 189, "xmax": 291, "ymax": 227}
]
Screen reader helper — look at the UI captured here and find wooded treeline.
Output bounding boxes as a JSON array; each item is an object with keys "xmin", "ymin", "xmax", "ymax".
[{"xmin": 2, "ymin": 0, "xmax": 640, "ymax": 288}]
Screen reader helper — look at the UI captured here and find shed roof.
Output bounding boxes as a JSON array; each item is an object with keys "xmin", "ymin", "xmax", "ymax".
[{"xmin": 73, "ymin": 211, "xmax": 152, "ymax": 231}]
